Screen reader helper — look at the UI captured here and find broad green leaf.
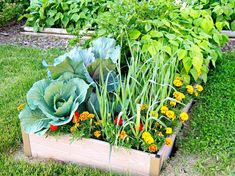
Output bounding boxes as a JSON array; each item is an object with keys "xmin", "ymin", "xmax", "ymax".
[
  {"xmin": 201, "ymin": 17, "xmax": 214, "ymax": 33},
  {"xmin": 145, "ymin": 24, "xmax": 152, "ymax": 32},
  {"xmin": 71, "ymin": 13, "xmax": 80, "ymax": 22},
  {"xmin": 177, "ymin": 49, "xmax": 187, "ymax": 60},
  {"xmin": 149, "ymin": 30, "xmax": 163, "ymax": 38},
  {"xmin": 19, "ymin": 106, "xmax": 51, "ymax": 135},
  {"xmin": 215, "ymin": 22, "xmax": 223, "ymax": 31},
  {"xmin": 190, "ymin": 68, "xmax": 199, "ymax": 81},
  {"xmin": 231, "ymin": 20, "xmax": 235, "ymax": 31},
  {"xmin": 190, "ymin": 9, "xmax": 200, "ymax": 19},
  {"xmin": 183, "ymin": 57, "xmax": 192, "ymax": 73},
  {"xmin": 129, "ymin": 29, "xmax": 141, "ymax": 40},
  {"xmin": 191, "ymin": 45, "xmax": 203, "ymax": 73}
]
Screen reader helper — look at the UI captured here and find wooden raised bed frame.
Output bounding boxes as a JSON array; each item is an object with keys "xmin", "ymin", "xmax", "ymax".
[{"xmin": 21, "ymin": 100, "xmax": 193, "ymax": 176}]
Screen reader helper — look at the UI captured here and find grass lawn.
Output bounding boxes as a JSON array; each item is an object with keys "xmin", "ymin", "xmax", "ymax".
[{"xmin": 0, "ymin": 45, "xmax": 234, "ymax": 175}]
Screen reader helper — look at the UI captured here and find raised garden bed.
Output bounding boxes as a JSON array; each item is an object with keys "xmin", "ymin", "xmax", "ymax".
[{"xmin": 21, "ymin": 100, "xmax": 193, "ymax": 176}]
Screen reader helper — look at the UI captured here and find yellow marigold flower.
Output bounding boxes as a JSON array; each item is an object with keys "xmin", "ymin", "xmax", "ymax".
[
  {"xmin": 140, "ymin": 104, "xmax": 148, "ymax": 111},
  {"xmin": 149, "ymin": 144, "xmax": 157, "ymax": 153},
  {"xmin": 165, "ymin": 110, "xmax": 175, "ymax": 119},
  {"xmin": 175, "ymin": 76, "xmax": 183, "ymax": 81},
  {"xmin": 151, "ymin": 111, "xmax": 159, "ymax": 118},
  {"xmin": 94, "ymin": 130, "xmax": 101, "ymax": 138},
  {"xmin": 195, "ymin": 92, "xmax": 199, "ymax": 97},
  {"xmin": 88, "ymin": 113, "xmax": 95, "ymax": 119},
  {"xmin": 80, "ymin": 111, "xmax": 89, "ymax": 120},
  {"xmin": 173, "ymin": 91, "xmax": 185, "ymax": 101},
  {"xmin": 94, "ymin": 120, "xmax": 102, "ymax": 126},
  {"xmin": 165, "ymin": 138, "xmax": 173, "ymax": 146},
  {"xmin": 180, "ymin": 112, "xmax": 189, "ymax": 122},
  {"xmin": 145, "ymin": 136, "xmax": 154, "ymax": 144},
  {"xmin": 186, "ymin": 85, "xmax": 194, "ymax": 94},
  {"xmin": 142, "ymin": 131, "xmax": 151, "ymax": 139},
  {"xmin": 170, "ymin": 100, "xmax": 177, "ymax": 107},
  {"xmin": 157, "ymin": 132, "xmax": 164, "ymax": 137},
  {"xmin": 173, "ymin": 79, "xmax": 183, "ymax": 87},
  {"xmin": 196, "ymin": 85, "xmax": 203, "ymax": 92},
  {"xmin": 166, "ymin": 127, "xmax": 173, "ymax": 135},
  {"xmin": 119, "ymin": 130, "xmax": 127, "ymax": 139},
  {"xmin": 75, "ymin": 123, "xmax": 81, "ymax": 128},
  {"xmin": 160, "ymin": 106, "xmax": 169, "ymax": 114},
  {"xmin": 70, "ymin": 126, "xmax": 77, "ymax": 133},
  {"xmin": 17, "ymin": 103, "xmax": 25, "ymax": 111}
]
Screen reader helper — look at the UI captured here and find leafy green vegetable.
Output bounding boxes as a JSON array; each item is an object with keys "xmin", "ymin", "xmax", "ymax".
[{"xmin": 19, "ymin": 77, "xmax": 89, "ymax": 135}]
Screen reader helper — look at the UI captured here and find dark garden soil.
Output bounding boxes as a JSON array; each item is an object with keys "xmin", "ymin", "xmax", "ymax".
[{"xmin": 0, "ymin": 21, "xmax": 68, "ymax": 49}]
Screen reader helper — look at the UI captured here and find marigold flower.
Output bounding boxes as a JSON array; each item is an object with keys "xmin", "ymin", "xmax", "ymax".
[
  {"xmin": 180, "ymin": 112, "xmax": 189, "ymax": 122},
  {"xmin": 72, "ymin": 111, "xmax": 80, "ymax": 123},
  {"xmin": 142, "ymin": 132, "xmax": 154, "ymax": 144},
  {"xmin": 119, "ymin": 130, "xmax": 127, "ymax": 139},
  {"xmin": 165, "ymin": 138, "xmax": 173, "ymax": 146},
  {"xmin": 170, "ymin": 101, "xmax": 177, "ymax": 107},
  {"xmin": 80, "ymin": 111, "xmax": 90, "ymax": 120},
  {"xmin": 88, "ymin": 113, "xmax": 95, "ymax": 119},
  {"xmin": 195, "ymin": 92, "xmax": 199, "ymax": 97},
  {"xmin": 94, "ymin": 120, "xmax": 102, "ymax": 126},
  {"xmin": 173, "ymin": 91, "xmax": 185, "ymax": 101},
  {"xmin": 149, "ymin": 144, "xmax": 157, "ymax": 153},
  {"xmin": 166, "ymin": 127, "xmax": 173, "ymax": 135},
  {"xmin": 196, "ymin": 85, "xmax": 203, "ymax": 92},
  {"xmin": 173, "ymin": 79, "xmax": 183, "ymax": 87},
  {"xmin": 94, "ymin": 130, "xmax": 101, "ymax": 138},
  {"xmin": 157, "ymin": 132, "xmax": 164, "ymax": 137},
  {"xmin": 70, "ymin": 126, "xmax": 77, "ymax": 133},
  {"xmin": 160, "ymin": 106, "xmax": 169, "ymax": 114},
  {"xmin": 114, "ymin": 117, "xmax": 122, "ymax": 125},
  {"xmin": 186, "ymin": 85, "xmax": 194, "ymax": 94},
  {"xmin": 75, "ymin": 123, "xmax": 81, "ymax": 128},
  {"xmin": 151, "ymin": 111, "xmax": 159, "ymax": 118},
  {"xmin": 142, "ymin": 131, "xmax": 151, "ymax": 139},
  {"xmin": 165, "ymin": 110, "xmax": 175, "ymax": 119},
  {"xmin": 140, "ymin": 104, "xmax": 148, "ymax": 111},
  {"xmin": 17, "ymin": 103, "xmax": 25, "ymax": 111}
]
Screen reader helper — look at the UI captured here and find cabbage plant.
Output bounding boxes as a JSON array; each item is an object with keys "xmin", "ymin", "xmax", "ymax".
[{"xmin": 19, "ymin": 77, "xmax": 89, "ymax": 135}]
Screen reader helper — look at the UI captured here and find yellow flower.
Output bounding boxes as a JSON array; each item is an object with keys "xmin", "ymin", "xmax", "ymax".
[
  {"xmin": 186, "ymin": 85, "xmax": 194, "ymax": 94},
  {"xmin": 145, "ymin": 136, "xmax": 154, "ymax": 144},
  {"xmin": 151, "ymin": 111, "xmax": 159, "ymax": 118},
  {"xmin": 195, "ymin": 92, "xmax": 199, "ymax": 97},
  {"xmin": 119, "ymin": 130, "xmax": 127, "ymax": 139},
  {"xmin": 180, "ymin": 112, "xmax": 189, "ymax": 122},
  {"xmin": 173, "ymin": 79, "xmax": 183, "ymax": 87},
  {"xmin": 94, "ymin": 130, "xmax": 101, "ymax": 138},
  {"xmin": 75, "ymin": 123, "xmax": 81, "ymax": 128},
  {"xmin": 160, "ymin": 106, "xmax": 169, "ymax": 114},
  {"xmin": 157, "ymin": 132, "xmax": 164, "ymax": 137},
  {"xmin": 165, "ymin": 110, "xmax": 175, "ymax": 119},
  {"xmin": 170, "ymin": 100, "xmax": 177, "ymax": 107},
  {"xmin": 165, "ymin": 138, "xmax": 173, "ymax": 146},
  {"xmin": 94, "ymin": 120, "xmax": 102, "ymax": 126},
  {"xmin": 175, "ymin": 76, "xmax": 183, "ymax": 81},
  {"xmin": 140, "ymin": 104, "xmax": 148, "ymax": 111},
  {"xmin": 70, "ymin": 126, "xmax": 77, "ymax": 133},
  {"xmin": 142, "ymin": 131, "xmax": 151, "ymax": 139},
  {"xmin": 17, "ymin": 103, "xmax": 25, "ymax": 111},
  {"xmin": 88, "ymin": 113, "xmax": 95, "ymax": 119},
  {"xmin": 149, "ymin": 144, "xmax": 157, "ymax": 153},
  {"xmin": 80, "ymin": 111, "xmax": 90, "ymax": 120},
  {"xmin": 173, "ymin": 91, "xmax": 185, "ymax": 101},
  {"xmin": 165, "ymin": 127, "xmax": 173, "ymax": 135},
  {"xmin": 196, "ymin": 84, "xmax": 203, "ymax": 92}
]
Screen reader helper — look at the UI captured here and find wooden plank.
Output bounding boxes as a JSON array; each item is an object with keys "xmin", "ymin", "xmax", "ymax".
[
  {"xmin": 21, "ymin": 128, "xmax": 32, "ymax": 157},
  {"xmin": 23, "ymin": 26, "xmax": 94, "ymax": 36},
  {"xmin": 150, "ymin": 156, "xmax": 161, "ymax": 176},
  {"xmin": 221, "ymin": 30, "xmax": 235, "ymax": 38}
]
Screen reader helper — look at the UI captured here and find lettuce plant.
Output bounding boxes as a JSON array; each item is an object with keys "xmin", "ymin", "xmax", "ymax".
[{"xmin": 19, "ymin": 77, "xmax": 89, "ymax": 135}]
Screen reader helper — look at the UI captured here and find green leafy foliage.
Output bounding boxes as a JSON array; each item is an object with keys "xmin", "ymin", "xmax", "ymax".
[
  {"xmin": 96, "ymin": 0, "xmax": 228, "ymax": 83},
  {"xmin": 187, "ymin": 0, "xmax": 235, "ymax": 30},
  {"xmin": 21, "ymin": 0, "xmax": 109, "ymax": 33}
]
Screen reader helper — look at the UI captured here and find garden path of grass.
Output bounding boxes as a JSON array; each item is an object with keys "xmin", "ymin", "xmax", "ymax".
[{"xmin": 0, "ymin": 45, "xmax": 234, "ymax": 176}]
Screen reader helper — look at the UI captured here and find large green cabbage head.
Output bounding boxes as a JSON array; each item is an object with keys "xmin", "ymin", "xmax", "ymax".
[{"xmin": 19, "ymin": 76, "xmax": 89, "ymax": 135}]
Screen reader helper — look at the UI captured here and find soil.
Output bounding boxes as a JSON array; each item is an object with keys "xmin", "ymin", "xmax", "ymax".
[{"xmin": 0, "ymin": 21, "xmax": 69, "ymax": 49}]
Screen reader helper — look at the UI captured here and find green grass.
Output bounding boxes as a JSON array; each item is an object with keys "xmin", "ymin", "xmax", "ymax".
[
  {"xmin": 180, "ymin": 51, "xmax": 235, "ymax": 175},
  {"xmin": 0, "ymin": 45, "xmax": 234, "ymax": 175}
]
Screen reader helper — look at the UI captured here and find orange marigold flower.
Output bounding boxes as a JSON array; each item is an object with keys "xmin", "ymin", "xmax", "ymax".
[
  {"xmin": 80, "ymin": 111, "xmax": 90, "ymax": 120},
  {"xmin": 149, "ymin": 144, "xmax": 157, "ymax": 153},
  {"xmin": 119, "ymin": 130, "xmax": 127, "ymax": 139},
  {"xmin": 17, "ymin": 103, "xmax": 25, "ymax": 111},
  {"xmin": 165, "ymin": 138, "xmax": 173, "ymax": 146},
  {"xmin": 88, "ymin": 113, "xmax": 95, "ymax": 119},
  {"xmin": 94, "ymin": 130, "xmax": 101, "ymax": 138},
  {"xmin": 173, "ymin": 91, "xmax": 185, "ymax": 101}
]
